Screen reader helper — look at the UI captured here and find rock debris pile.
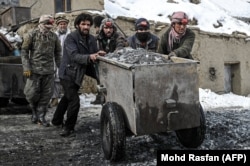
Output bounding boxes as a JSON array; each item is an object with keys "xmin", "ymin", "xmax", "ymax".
[{"xmin": 105, "ymin": 48, "xmax": 171, "ymax": 65}]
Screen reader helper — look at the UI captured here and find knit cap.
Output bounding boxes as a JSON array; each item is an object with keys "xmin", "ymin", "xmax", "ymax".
[
  {"xmin": 56, "ymin": 17, "xmax": 69, "ymax": 25},
  {"xmin": 135, "ymin": 18, "xmax": 150, "ymax": 30}
]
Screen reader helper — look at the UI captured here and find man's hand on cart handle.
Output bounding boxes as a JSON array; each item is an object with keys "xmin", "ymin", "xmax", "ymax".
[
  {"xmin": 98, "ymin": 50, "xmax": 106, "ymax": 56},
  {"xmin": 168, "ymin": 52, "xmax": 177, "ymax": 58},
  {"xmin": 90, "ymin": 51, "xmax": 106, "ymax": 62}
]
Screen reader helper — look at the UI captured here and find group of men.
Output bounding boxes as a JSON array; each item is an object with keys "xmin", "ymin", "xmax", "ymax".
[{"xmin": 20, "ymin": 11, "xmax": 195, "ymax": 137}]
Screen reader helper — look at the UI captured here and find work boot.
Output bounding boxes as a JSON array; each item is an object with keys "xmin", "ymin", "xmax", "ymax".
[
  {"xmin": 30, "ymin": 105, "xmax": 38, "ymax": 124},
  {"xmin": 50, "ymin": 121, "xmax": 63, "ymax": 128},
  {"xmin": 59, "ymin": 127, "xmax": 75, "ymax": 137},
  {"xmin": 91, "ymin": 92, "xmax": 103, "ymax": 105},
  {"xmin": 37, "ymin": 106, "xmax": 50, "ymax": 127}
]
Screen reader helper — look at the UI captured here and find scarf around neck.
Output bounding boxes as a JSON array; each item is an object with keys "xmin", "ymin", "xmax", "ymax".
[
  {"xmin": 38, "ymin": 24, "xmax": 53, "ymax": 34},
  {"xmin": 168, "ymin": 27, "xmax": 186, "ymax": 52}
]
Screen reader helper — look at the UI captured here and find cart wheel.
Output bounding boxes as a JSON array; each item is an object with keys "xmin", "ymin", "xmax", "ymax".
[
  {"xmin": 175, "ymin": 105, "xmax": 206, "ymax": 148},
  {"xmin": 100, "ymin": 102, "xmax": 126, "ymax": 161}
]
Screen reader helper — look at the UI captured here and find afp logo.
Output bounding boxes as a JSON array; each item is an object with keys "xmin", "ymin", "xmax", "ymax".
[{"xmin": 222, "ymin": 154, "xmax": 246, "ymax": 163}]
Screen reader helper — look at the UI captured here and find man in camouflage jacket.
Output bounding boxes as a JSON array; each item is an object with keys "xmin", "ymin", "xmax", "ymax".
[
  {"xmin": 158, "ymin": 11, "xmax": 195, "ymax": 59},
  {"xmin": 21, "ymin": 14, "xmax": 62, "ymax": 127}
]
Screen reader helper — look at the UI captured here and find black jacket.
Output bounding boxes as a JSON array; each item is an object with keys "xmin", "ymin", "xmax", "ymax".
[
  {"xmin": 127, "ymin": 33, "xmax": 159, "ymax": 52},
  {"xmin": 59, "ymin": 30, "xmax": 98, "ymax": 86},
  {"xmin": 97, "ymin": 31, "xmax": 126, "ymax": 53}
]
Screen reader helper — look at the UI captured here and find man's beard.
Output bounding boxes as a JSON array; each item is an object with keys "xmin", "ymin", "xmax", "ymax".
[
  {"xmin": 80, "ymin": 29, "xmax": 89, "ymax": 36},
  {"xmin": 59, "ymin": 29, "xmax": 67, "ymax": 34},
  {"xmin": 105, "ymin": 32, "xmax": 112, "ymax": 38}
]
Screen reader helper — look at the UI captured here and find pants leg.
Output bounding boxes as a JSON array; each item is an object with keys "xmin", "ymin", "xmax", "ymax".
[
  {"xmin": 24, "ymin": 74, "xmax": 41, "ymax": 105},
  {"xmin": 24, "ymin": 74, "xmax": 53, "ymax": 107},
  {"xmin": 51, "ymin": 94, "xmax": 68, "ymax": 125},
  {"xmin": 52, "ymin": 68, "xmax": 61, "ymax": 99},
  {"xmin": 51, "ymin": 81, "xmax": 62, "ymax": 98},
  {"xmin": 24, "ymin": 74, "xmax": 53, "ymax": 126},
  {"xmin": 37, "ymin": 74, "xmax": 53, "ymax": 107},
  {"xmin": 52, "ymin": 79, "xmax": 80, "ymax": 130}
]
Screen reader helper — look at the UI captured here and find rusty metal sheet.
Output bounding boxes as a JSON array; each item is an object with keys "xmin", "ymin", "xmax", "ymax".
[
  {"xmin": 0, "ymin": 63, "xmax": 26, "ymax": 98},
  {"xmin": 99, "ymin": 61, "xmax": 137, "ymax": 134},
  {"xmin": 133, "ymin": 63, "xmax": 200, "ymax": 134}
]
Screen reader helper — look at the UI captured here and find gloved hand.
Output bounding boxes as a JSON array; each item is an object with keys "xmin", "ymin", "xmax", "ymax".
[
  {"xmin": 168, "ymin": 52, "xmax": 177, "ymax": 58},
  {"xmin": 23, "ymin": 71, "xmax": 31, "ymax": 77}
]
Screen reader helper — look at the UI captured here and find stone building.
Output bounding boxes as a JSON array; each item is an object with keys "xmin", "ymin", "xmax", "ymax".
[{"xmin": 19, "ymin": 0, "xmax": 104, "ymax": 18}]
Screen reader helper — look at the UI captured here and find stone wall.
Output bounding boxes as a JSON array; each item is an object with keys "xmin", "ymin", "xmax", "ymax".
[
  {"xmin": 19, "ymin": 0, "xmax": 54, "ymax": 18},
  {"xmin": 71, "ymin": 0, "xmax": 104, "ymax": 11},
  {"xmin": 193, "ymin": 30, "xmax": 250, "ymax": 95},
  {"xmin": 19, "ymin": 0, "xmax": 104, "ymax": 19}
]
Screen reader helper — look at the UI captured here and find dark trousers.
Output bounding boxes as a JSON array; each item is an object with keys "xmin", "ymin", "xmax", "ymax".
[
  {"xmin": 24, "ymin": 73, "xmax": 53, "ymax": 107},
  {"xmin": 52, "ymin": 79, "xmax": 80, "ymax": 130}
]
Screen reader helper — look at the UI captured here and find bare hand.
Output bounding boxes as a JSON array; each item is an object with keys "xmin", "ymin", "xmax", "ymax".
[
  {"xmin": 90, "ymin": 53, "xmax": 99, "ymax": 61},
  {"xmin": 97, "ymin": 50, "xmax": 106, "ymax": 56}
]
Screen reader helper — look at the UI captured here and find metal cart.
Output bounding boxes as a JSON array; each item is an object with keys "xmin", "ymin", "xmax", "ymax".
[{"xmin": 98, "ymin": 55, "xmax": 206, "ymax": 161}]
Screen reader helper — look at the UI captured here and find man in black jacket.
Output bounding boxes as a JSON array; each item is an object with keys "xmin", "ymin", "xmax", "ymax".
[
  {"xmin": 51, "ymin": 13, "xmax": 106, "ymax": 137},
  {"xmin": 127, "ymin": 18, "xmax": 159, "ymax": 52}
]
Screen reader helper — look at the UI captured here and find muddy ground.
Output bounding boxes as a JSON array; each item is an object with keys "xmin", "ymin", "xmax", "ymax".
[{"xmin": 0, "ymin": 99, "xmax": 250, "ymax": 165}]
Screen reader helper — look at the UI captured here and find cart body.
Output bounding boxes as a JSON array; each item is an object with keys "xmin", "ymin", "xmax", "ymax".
[{"xmin": 99, "ymin": 56, "xmax": 200, "ymax": 136}]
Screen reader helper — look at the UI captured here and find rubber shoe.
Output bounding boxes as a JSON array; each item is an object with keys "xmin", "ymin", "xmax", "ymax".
[
  {"xmin": 38, "ymin": 117, "xmax": 50, "ymax": 127},
  {"xmin": 50, "ymin": 121, "xmax": 63, "ymax": 128},
  {"xmin": 31, "ymin": 115, "xmax": 38, "ymax": 124},
  {"xmin": 59, "ymin": 129, "xmax": 75, "ymax": 137}
]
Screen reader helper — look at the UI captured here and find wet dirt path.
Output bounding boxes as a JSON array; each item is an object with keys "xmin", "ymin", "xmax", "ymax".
[{"xmin": 1, "ymin": 104, "xmax": 250, "ymax": 165}]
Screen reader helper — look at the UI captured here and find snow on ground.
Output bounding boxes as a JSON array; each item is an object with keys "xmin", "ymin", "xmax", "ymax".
[
  {"xmin": 79, "ymin": 93, "xmax": 102, "ymax": 109},
  {"xmin": 80, "ymin": 89, "xmax": 250, "ymax": 110},
  {"xmin": 199, "ymin": 88, "xmax": 250, "ymax": 110},
  {"xmin": 104, "ymin": 0, "xmax": 250, "ymax": 35}
]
